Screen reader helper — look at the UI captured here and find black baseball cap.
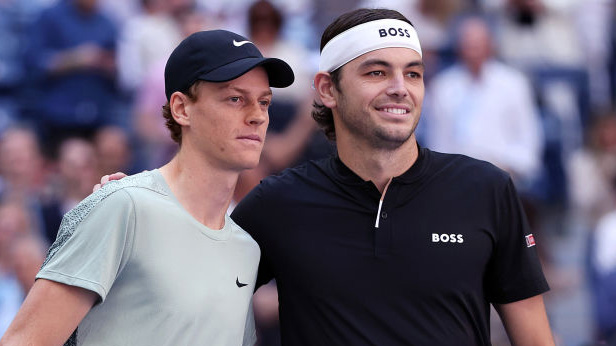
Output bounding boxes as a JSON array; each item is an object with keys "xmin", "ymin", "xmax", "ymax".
[{"xmin": 164, "ymin": 30, "xmax": 294, "ymax": 101}]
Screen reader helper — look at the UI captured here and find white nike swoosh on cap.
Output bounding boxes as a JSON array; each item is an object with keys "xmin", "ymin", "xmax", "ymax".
[{"xmin": 233, "ymin": 40, "xmax": 253, "ymax": 47}]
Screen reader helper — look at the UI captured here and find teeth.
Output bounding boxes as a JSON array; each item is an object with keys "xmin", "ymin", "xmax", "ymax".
[{"xmin": 383, "ymin": 108, "xmax": 407, "ymax": 114}]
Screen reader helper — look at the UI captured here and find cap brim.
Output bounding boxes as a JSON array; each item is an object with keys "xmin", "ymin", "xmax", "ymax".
[{"xmin": 199, "ymin": 57, "xmax": 294, "ymax": 88}]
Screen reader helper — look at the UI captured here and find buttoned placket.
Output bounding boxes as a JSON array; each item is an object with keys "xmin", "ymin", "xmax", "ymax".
[{"xmin": 374, "ymin": 177, "xmax": 393, "ymax": 257}]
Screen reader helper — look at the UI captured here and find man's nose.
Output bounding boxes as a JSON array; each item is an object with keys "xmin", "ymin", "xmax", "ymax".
[
  {"xmin": 386, "ymin": 74, "xmax": 408, "ymax": 98},
  {"xmin": 246, "ymin": 102, "xmax": 268, "ymax": 126}
]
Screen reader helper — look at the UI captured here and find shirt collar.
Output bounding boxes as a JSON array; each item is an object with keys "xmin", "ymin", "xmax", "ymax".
[{"xmin": 329, "ymin": 143, "xmax": 430, "ymax": 186}]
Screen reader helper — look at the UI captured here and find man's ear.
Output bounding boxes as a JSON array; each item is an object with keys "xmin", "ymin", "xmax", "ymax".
[
  {"xmin": 314, "ymin": 72, "xmax": 337, "ymax": 109},
  {"xmin": 169, "ymin": 92, "xmax": 191, "ymax": 126}
]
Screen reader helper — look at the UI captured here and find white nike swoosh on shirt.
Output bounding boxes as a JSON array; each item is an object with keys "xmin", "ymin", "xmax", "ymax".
[{"xmin": 233, "ymin": 40, "xmax": 253, "ymax": 47}]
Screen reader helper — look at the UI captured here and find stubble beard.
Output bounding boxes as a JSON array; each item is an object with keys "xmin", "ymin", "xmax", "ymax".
[
  {"xmin": 337, "ymin": 96, "xmax": 418, "ymax": 151},
  {"xmin": 372, "ymin": 125, "xmax": 415, "ymax": 150}
]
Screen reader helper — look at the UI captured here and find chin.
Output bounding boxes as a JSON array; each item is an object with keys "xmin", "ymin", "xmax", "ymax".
[
  {"xmin": 374, "ymin": 127, "xmax": 414, "ymax": 143},
  {"xmin": 232, "ymin": 157, "xmax": 261, "ymax": 171}
]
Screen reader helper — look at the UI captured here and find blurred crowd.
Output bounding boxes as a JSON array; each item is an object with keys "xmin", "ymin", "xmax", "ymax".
[{"xmin": 0, "ymin": 0, "xmax": 616, "ymax": 345}]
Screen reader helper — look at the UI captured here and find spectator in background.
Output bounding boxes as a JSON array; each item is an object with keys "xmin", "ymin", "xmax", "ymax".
[
  {"xmin": 426, "ymin": 15, "xmax": 543, "ymax": 196},
  {"xmin": 93, "ymin": 126, "xmax": 133, "ymax": 179},
  {"xmin": 0, "ymin": 127, "xmax": 47, "ymax": 204},
  {"xmin": 568, "ymin": 114, "xmax": 616, "ymax": 228},
  {"xmin": 26, "ymin": 0, "xmax": 119, "ymax": 158},
  {"xmin": 8, "ymin": 236, "xmax": 45, "ymax": 294},
  {"xmin": 588, "ymin": 204, "xmax": 616, "ymax": 344},
  {"xmin": 481, "ymin": 0, "xmax": 588, "ymax": 163},
  {"xmin": 574, "ymin": 115, "xmax": 616, "ymax": 342},
  {"xmin": 0, "ymin": 199, "xmax": 44, "ymax": 336},
  {"xmin": 565, "ymin": 113, "xmax": 616, "ymax": 346},
  {"xmin": 40, "ymin": 138, "xmax": 99, "ymax": 244},
  {"xmin": 567, "ymin": 115, "xmax": 616, "ymax": 344}
]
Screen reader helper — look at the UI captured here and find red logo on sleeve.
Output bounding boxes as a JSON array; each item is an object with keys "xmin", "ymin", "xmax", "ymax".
[{"xmin": 525, "ymin": 234, "xmax": 536, "ymax": 247}]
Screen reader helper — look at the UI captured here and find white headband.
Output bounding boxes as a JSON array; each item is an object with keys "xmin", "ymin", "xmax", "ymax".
[{"xmin": 319, "ymin": 19, "xmax": 422, "ymax": 73}]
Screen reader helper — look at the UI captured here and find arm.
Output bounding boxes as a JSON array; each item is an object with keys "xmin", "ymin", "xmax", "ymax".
[
  {"xmin": 494, "ymin": 295, "xmax": 555, "ymax": 346},
  {"xmin": 0, "ymin": 279, "xmax": 97, "ymax": 346}
]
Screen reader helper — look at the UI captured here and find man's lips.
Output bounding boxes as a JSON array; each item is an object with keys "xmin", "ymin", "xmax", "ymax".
[
  {"xmin": 237, "ymin": 134, "xmax": 262, "ymax": 142},
  {"xmin": 375, "ymin": 104, "xmax": 411, "ymax": 115}
]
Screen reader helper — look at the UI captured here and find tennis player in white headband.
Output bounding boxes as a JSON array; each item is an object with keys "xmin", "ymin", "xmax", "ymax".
[{"xmin": 303, "ymin": 8, "xmax": 555, "ymax": 345}]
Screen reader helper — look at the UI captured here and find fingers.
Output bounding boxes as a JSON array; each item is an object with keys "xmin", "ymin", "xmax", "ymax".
[
  {"xmin": 108, "ymin": 172, "xmax": 127, "ymax": 181},
  {"xmin": 93, "ymin": 172, "xmax": 127, "ymax": 193}
]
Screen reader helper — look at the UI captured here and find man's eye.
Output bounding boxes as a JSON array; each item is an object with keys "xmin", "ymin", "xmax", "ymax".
[
  {"xmin": 368, "ymin": 71, "xmax": 384, "ymax": 76},
  {"xmin": 408, "ymin": 71, "xmax": 422, "ymax": 78},
  {"xmin": 230, "ymin": 97, "xmax": 241, "ymax": 102},
  {"xmin": 259, "ymin": 100, "xmax": 271, "ymax": 107}
]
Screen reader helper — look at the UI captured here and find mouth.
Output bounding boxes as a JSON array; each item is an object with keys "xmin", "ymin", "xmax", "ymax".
[
  {"xmin": 375, "ymin": 105, "xmax": 410, "ymax": 115},
  {"xmin": 237, "ymin": 134, "xmax": 262, "ymax": 143}
]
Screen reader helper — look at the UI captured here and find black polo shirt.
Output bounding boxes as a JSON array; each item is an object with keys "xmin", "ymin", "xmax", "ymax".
[{"xmin": 231, "ymin": 147, "xmax": 549, "ymax": 345}]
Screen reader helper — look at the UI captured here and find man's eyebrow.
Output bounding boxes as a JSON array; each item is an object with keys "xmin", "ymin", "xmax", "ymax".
[
  {"xmin": 359, "ymin": 59, "xmax": 425, "ymax": 70},
  {"xmin": 407, "ymin": 61, "xmax": 425, "ymax": 70},
  {"xmin": 218, "ymin": 85, "xmax": 273, "ymax": 97},
  {"xmin": 358, "ymin": 59, "xmax": 391, "ymax": 69}
]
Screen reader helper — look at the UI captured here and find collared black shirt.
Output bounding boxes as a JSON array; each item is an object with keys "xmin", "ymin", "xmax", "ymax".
[{"xmin": 232, "ymin": 147, "xmax": 549, "ymax": 346}]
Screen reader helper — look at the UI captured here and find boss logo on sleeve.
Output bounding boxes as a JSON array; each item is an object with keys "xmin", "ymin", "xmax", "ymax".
[{"xmin": 378, "ymin": 27, "xmax": 411, "ymax": 38}]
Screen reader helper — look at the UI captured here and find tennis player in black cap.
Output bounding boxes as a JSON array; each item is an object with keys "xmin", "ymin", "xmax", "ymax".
[{"xmin": 0, "ymin": 30, "xmax": 293, "ymax": 346}]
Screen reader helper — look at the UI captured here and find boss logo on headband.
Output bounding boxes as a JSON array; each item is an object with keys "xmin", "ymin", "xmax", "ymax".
[{"xmin": 379, "ymin": 27, "xmax": 411, "ymax": 38}]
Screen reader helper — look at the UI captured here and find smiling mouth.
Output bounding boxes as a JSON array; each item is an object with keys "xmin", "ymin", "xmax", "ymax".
[{"xmin": 377, "ymin": 107, "xmax": 409, "ymax": 115}]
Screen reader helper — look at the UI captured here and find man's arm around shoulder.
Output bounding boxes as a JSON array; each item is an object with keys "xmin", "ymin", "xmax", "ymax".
[
  {"xmin": 495, "ymin": 294, "xmax": 555, "ymax": 346},
  {"xmin": 0, "ymin": 279, "xmax": 97, "ymax": 346}
]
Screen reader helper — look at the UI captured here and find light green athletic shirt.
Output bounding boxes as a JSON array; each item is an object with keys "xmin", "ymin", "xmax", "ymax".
[{"xmin": 37, "ymin": 170, "xmax": 259, "ymax": 346}]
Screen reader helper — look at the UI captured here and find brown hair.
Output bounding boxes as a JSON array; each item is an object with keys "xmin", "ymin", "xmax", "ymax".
[
  {"xmin": 311, "ymin": 8, "xmax": 413, "ymax": 141},
  {"xmin": 161, "ymin": 81, "xmax": 203, "ymax": 145}
]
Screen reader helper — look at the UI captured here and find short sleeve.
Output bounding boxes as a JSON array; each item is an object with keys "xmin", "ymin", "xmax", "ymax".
[
  {"xmin": 36, "ymin": 189, "xmax": 136, "ymax": 302},
  {"xmin": 485, "ymin": 178, "xmax": 549, "ymax": 303}
]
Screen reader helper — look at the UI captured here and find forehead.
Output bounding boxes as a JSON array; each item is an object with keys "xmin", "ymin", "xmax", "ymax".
[{"xmin": 348, "ymin": 47, "xmax": 423, "ymax": 68}]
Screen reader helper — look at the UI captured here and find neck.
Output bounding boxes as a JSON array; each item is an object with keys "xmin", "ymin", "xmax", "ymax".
[
  {"xmin": 337, "ymin": 135, "xmax": 419, "ymax": 193},
  {"xmin": 159, "ymin": 147, "xmax": 239, "ymax": 230}
]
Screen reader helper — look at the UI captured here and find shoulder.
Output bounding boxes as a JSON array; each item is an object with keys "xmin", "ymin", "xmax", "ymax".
[
  {"xmin": 67, "ymin": 170, "xmax": 166, "ymax": 221},
  {"xmin": 258, "ymin": 157, "xmax": 332, "ymax": 197},
  {"xmin": 232, "ymin": 157, "xmax": 333, "ymax": 218},
  {"xmin": 425, "ymin": 148, "xmax": 511, "ymax": 188},
  {"xmin": 41, "ymin": 172, "xmax": 162, "ymax": 270},
  {"xmin": 101, "ymin": 169, "xmax": 167, "ymax": 195}
]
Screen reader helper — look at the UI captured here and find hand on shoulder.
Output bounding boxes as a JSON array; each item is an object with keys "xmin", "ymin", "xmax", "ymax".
[{"xmin": 93, "ymin": 172, "xmax": 128, "ymax": 192}]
